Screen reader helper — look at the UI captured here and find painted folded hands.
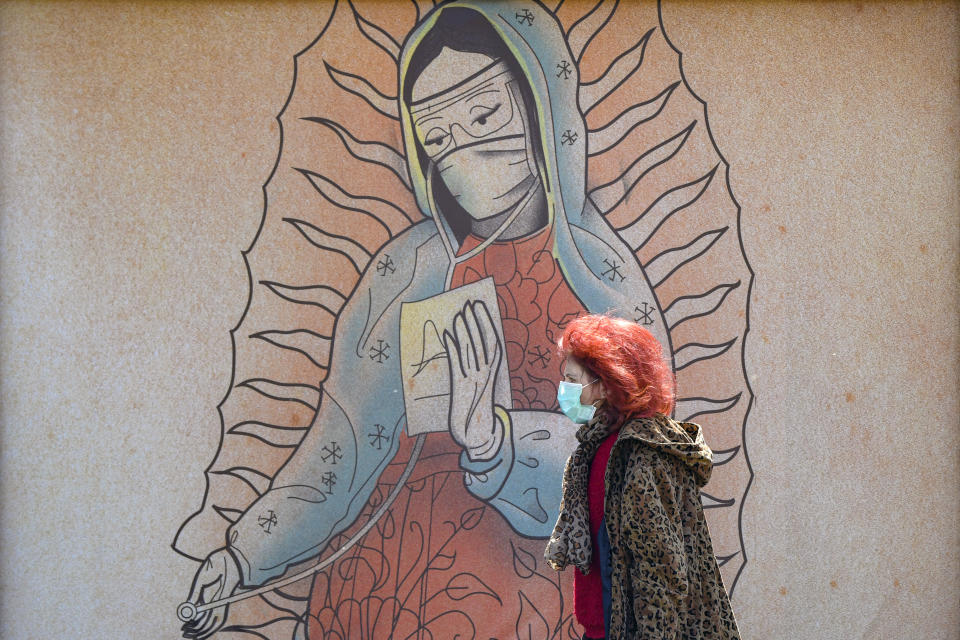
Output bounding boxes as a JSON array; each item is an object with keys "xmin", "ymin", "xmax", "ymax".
[{"xmin": 442, "ymin": 300, "xmax": 505, "ymax": 461}]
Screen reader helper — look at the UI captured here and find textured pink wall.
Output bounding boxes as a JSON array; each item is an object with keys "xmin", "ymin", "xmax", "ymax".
[
  {"xmin": 661, "ymin": 3, "xmax": 959, "ymax": 638},
  {"xmin": 0, "ymin": 2, "xmax": 956, "ymax": 639}
]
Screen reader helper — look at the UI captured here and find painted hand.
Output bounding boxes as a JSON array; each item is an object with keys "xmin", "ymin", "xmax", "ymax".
[
  {"xmin": 181, "ymin": 548, "xmax": 241, "ymax": 639},
  {"xmin": 442, "ymin": 300, "xmax": 504, "ymax": 461}
]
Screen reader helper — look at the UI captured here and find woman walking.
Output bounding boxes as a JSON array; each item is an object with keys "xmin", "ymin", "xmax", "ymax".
[{"xmin": 546, "ymin": 314, "xmax": 741, "ymax": 639}]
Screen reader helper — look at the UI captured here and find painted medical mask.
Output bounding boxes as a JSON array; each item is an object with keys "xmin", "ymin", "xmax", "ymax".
[
  {"xmin": 411, "ymin": 57, "xmax": 535, "ymax": 220},
  {"xmin": 557, "ymin": 380, "xmax": 599, "ymax": 424}
]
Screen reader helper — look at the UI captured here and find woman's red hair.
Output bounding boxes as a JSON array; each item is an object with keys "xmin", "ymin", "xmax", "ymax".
[{"xmin": 558, "ymin": 314, "xmax": 675, "ymax": 419}]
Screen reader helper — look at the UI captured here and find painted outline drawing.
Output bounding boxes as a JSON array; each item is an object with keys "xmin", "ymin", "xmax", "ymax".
[{"xmin": 174, "ymin": 2, "xmax": 754, "ymax": 638}]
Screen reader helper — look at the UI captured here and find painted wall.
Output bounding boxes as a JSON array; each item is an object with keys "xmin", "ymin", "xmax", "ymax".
[{"xmin": 0, "ymin": 1, "xmax": 957, "ymax": 639}]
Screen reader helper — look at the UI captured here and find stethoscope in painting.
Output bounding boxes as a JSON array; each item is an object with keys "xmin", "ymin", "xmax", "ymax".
[
  {"xmin": 179, "ymin": 136, "xmax": 543, "ymax": 623},
  {"xmin": 177, "ymin": 433, "xmax": 426, "ymax": 622}
]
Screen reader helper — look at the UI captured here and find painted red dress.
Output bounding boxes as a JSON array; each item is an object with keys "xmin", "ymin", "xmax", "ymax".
[{"xmin": 307, "ymin": 225, "xmax": 588, "ymax": 639}]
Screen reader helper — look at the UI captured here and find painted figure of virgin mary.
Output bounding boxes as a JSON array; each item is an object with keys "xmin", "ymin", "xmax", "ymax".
[{"xmin": 177, "ymin": 2, "xmax": 751, "ymax": 638}]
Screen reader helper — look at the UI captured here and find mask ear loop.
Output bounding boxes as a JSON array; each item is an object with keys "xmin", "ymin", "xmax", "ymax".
[
  {"xmin": 425, "ymin": 163, "xmax": 462, "ymax": 289},
  {"xmin": 450, "ymin": 173, "xmax": 541, "ymax": 265},
  {"xmin": 583, "ymin": 377, "xmax": 607, "ymax": 409}
]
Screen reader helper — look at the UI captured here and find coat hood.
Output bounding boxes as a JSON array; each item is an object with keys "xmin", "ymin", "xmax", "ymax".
[{"xmin": 621, "ymin": 415, "xmax": 713, "ymax": 487}]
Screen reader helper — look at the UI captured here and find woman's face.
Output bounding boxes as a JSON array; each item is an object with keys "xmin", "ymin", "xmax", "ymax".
[
  {"xmin": 561, "ymin": 357, "xmax": 606, "ymax": 407},
  {"xmin": 410, "ymin": 47, "xmax": 537, "ymax": 221}
]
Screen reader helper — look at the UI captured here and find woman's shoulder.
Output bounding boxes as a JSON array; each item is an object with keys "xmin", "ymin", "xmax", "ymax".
[
  {"xmin": 618, "ymin": 413, "xmax": 695, "ymax": 443},
  {"xmin": 617, "ymin": 414, "xmax": 713, "ymax": 486}
]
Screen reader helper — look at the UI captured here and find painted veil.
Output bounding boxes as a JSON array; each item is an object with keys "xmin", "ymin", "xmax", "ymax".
[{"xmin": 175, "ymin": 2, "xmax": 753, "ymax": 639}]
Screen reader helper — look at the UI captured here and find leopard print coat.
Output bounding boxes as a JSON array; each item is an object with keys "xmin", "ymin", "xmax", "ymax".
[{"xmin": 557, "ymin": 414, "xmax": 742, "ymax": 639}]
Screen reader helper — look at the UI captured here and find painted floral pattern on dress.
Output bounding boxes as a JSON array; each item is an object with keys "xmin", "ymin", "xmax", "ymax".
[{"xmin": 451, "ymin": 226, "xmax": 587, "ymax": 411}]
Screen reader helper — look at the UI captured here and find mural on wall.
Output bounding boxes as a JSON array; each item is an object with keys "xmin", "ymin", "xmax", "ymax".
[{"xmin": 173, "ymin": 1, "xmax": 753, "ymax": 638}]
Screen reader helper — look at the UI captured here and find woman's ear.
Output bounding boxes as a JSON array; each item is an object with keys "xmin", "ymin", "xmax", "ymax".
[{"xmin": 594, "ymin": 381, "xmax": 608, "ymax": 406}]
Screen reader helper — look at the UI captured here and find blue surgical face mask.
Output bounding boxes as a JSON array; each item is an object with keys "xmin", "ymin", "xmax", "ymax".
[{"xmin": 557, "ymin": 379, "xmax": 599, "ymax": 424}]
